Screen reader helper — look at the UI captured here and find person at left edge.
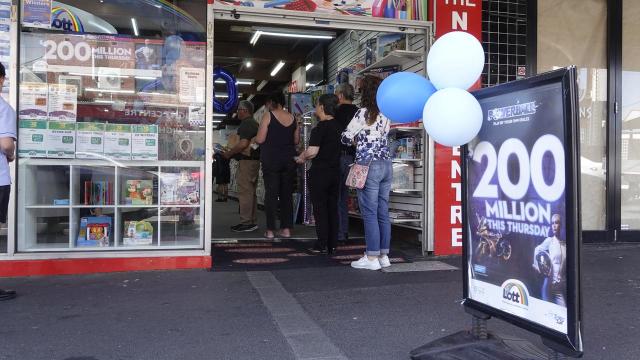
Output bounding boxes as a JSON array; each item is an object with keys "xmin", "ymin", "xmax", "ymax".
[
  {"xmin": 0, "ymin": 63, "xmax": 16, "ymax": 301},
  {"xmin": 296, "ymin": 94, "xmax": 342, "ymax": 254}
]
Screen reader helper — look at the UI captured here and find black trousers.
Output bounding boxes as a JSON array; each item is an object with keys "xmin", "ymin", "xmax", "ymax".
[
  {"xmin": 309, "ymin": 168, "xmax": 340, "ymax": 250},
  {"xmin": 262, "ymin": 160, "xmax": 296, "ymax": 230}
]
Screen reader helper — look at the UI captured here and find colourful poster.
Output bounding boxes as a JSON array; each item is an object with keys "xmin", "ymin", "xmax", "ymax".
[{"xmin": 22, "ymin": 0, "xmax": 52, "ymax": 28}]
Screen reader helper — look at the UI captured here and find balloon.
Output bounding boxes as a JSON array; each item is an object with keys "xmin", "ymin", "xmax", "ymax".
[
  {"xmin": 376, "ymin": 72, "xmax": 437, "ymax": 123},
  {"xmin": 213, "ymin": 67, "xmax": 238, "ymax": 114},
  {"xmin": 423, "ymin": 88, "xmax": 482, "ymax": 146},
  {"xmin": 427, "ymin": 31, "xmax": 485, "ymax": 90}
]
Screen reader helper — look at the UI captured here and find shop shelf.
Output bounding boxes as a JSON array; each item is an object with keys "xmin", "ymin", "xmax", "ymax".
[{"xmin": 358, "ymin": 50, "xmax": 423, "ymax": 74}]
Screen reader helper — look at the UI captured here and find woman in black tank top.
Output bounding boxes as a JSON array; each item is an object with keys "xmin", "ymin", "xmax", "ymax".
[{"xmin": 255, "ymin": 92, "xmax": 300, "ymax": 239}]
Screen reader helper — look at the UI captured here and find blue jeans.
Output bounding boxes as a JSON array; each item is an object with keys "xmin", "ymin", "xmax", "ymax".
[
  {"xmin": 357, "ymin": 160, "xmax": 392, "ymax": 256},
  {"xmin": 338, "ymin": 154, "xmax": 354, "ymax": 240}
]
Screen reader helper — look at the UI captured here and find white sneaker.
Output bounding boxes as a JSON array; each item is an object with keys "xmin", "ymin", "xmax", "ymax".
[
  {"xmin": 379, "ymin": 255, "xmax": 391, "ymax": 268},
  {"xmin": 351, "ymin": 255, "xmax": 382, "ymax": 270}
]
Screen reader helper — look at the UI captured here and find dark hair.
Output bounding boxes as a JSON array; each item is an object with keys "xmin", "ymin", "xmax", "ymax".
[
  {"xmin": 0, "ymin": 63, "xmax": 5, "ymax": 78},
  {"xmin": 318, "ymin": 94, "xmax": 339, "ymax": 117},
  {"xmin": 335, "ymin": 83, "xmax": 354, "ymax": 101},
  {"xmin": 266, "ymin": 91, "xmax": 286, "ymax": 107},
  {"xmin": 360, "ymin": 75, "xmax": 382, "ymax": 125}
]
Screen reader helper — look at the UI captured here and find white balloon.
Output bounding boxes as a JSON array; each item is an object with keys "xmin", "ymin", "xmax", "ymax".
[
  {"xmin": 423, "ymin": 88, "xmax": 483, "ymax": 146},
  {"xmin": 427, "ymin": 31, "xmax": 485, "ymax": 90}
]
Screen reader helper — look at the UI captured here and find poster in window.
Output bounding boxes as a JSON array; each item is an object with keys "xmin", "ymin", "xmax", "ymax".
[
  {"xmin": 48, "ymin": 84, "xmax": 77, "ymax": 122},
  {"xmin": 22, "ymin": 0, "xmax": 51, "ymax": 29}
]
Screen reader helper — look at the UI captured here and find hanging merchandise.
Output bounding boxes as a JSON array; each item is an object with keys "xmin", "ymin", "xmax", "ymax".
[{"xmin": 213, "ymin": 66, "xmax": 238, "ymax": 114}]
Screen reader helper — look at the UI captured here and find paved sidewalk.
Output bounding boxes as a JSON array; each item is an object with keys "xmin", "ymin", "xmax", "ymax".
[{"xmin": 1, "ymin": 243, "xmax": 639, "ymax": 360}]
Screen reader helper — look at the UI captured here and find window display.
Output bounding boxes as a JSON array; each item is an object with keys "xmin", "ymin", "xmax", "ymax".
[{"xmin": 16, "ymin": 0, "xmax": 207, "ymax": 251}]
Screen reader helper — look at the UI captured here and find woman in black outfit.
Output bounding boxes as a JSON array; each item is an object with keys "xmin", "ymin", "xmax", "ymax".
[
  {"xmin": 256, "ymin": 92, "xmax": 300, "ymax": 239},
  {"xmin": 295, "ymin": 94, "xmax": 341, "ymax": 254}
]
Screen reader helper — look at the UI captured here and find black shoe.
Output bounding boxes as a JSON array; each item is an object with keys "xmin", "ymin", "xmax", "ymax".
[
  {"xmin": 0, "ymin": 289, "xmax": 16, "ymax": 301},
  {"xmin": 232, "ymin": 224, "xmax": 258, "ymax": 232},
  {"xmin": 309, "ymin": 243, "xmax": 327, "ymax": 254},
  {"xmin": 327, "ymin": 247, "xmax": 337, "ymax": 255}
]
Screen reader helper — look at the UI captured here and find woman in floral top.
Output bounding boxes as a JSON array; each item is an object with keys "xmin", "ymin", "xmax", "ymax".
[{"xmin": 341, "ymin": 75, "xmax": 392, "ymax": 271}]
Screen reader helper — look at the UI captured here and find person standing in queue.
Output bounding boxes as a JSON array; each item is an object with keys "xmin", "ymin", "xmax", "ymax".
[
  {"xmin": 295, "ymin": 94, "xmax": 341, "ymax": 254},
  {"xmin": 334, "ymin": 84, "xmax": 359, "ymax": 243},
  {"xmin": 222, "ymin": 100, "xmax": 260, "ymax": 232},
  {"xmin": 341, "ymin": 76, "xmax": 392, "ymax": 271},
  {"xmin": 255, "ymin": 92, "xmax": 300, "ymax": 239}
]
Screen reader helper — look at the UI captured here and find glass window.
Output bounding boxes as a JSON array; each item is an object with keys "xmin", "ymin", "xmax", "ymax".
[
  {"xmin": 537, "ymin": 0, "xmax": 608, "ymax": 230},
  {"xmin": 16, "ymin": 1, "xmax": 206, "ymax": 251},
  {"xmin": 0, "ymin": 1, "xmax": 9, "ymax": 253},
  {"xmin": 621, "ymin": 0, "xmax": 640, "ymax": 230}
]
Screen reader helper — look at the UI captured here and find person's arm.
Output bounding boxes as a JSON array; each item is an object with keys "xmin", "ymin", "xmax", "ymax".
[
  {"xmin": 255, "ymin": 112, "xmax": 270, "ymax": 144},
  {"xmin": 293, "ymin": 115, "xmax": 301, "ymax": 146},
  {"xmin": 222, "ymin": 138, "xmax": 250, "ymax": 159},
  {"xmin": 295, "ymin": 146, "xmax": 319, "ymax": 164},
  {"xmin": 341, "ymin": 109, "xmax": 363, "ymax": 145},
  {"xmin": 0, "ymin": 137, "xmax": 14, "ymax": 162}
]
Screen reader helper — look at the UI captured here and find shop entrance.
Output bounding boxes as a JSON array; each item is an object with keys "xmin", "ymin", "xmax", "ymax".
[{"xmin": 210, "ymin": 9, "xmax": 432, "ymax": 265}]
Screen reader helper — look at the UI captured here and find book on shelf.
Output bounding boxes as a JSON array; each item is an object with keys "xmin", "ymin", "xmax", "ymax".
[
  {"xmin": 123, "ymin": 220, "xmax": 154, "ymax": 246},
  {"xmin": 160, "ymin": 171, "xmax": 200, "ymax": 205},
  {"xmin": 76, "ymin": 216, "xmax": 112, "ymax": 247},
  {"xmin": 124, "ymin": 180, "xmax": 154, "ymax": 205},
  {"xmin": 83, "ymin": 180, "xmax": 113, "ymax": 205},
  {"xmin": 393, "ymin": 136, "xmax": 418, "ymax": 159},
  {"xmin": 391, "ymin": 163, "xmax": 415, "ymax": 190}
]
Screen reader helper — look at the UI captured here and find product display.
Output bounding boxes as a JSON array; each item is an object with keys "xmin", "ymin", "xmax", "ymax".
[
  {"xmin": 76, "ymin": 216, "xmax": 112, "ymax": 247},
  {"xmin": 125, "ymin": 180, "xmax": 154, "ymax": 205},
  {"xmin": 391, "ymin": 163, "xmax": 415, "ymax": 190},
  {"xmin": 123, "ymin": 220, "xmax": 154, "ymax": 246},
  {"xmin": 131, "ymin": 125, "xmax": 159, "ymax": 160},
  {"xmin": 160, "ymin": 171, "xmax": 200, "ymax": 205},
  {"xmin": 75, "ymin": 122, "xmax": 105, "ymax": 159},
  {"xmin": 46, "ymin": 121, "xmax": 75, "ymax": 158},
  {"xmin": 376, "ymin": 33, "xmax": 408, "ymax": 59},
  {"xmin": 83, "ymin": 180, "xmax": 113, "ymax": 205},
  {"xmin": 18, "ymin": 120, "xmax": 47, "ymax": 158},
  {"xmin": 104, "ymin": 124, "xmax": 132, "ymax": 160}
]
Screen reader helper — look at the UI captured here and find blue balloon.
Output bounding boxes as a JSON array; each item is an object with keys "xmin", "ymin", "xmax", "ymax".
[{"xmin": 377, "ymin": 72, "xmax": 437, "ymax": 123}]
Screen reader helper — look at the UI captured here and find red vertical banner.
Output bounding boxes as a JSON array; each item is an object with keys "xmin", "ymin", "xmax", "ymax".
[{"xmin": 432, "ymin": 0, "xmax": 482, "ymax": 255}]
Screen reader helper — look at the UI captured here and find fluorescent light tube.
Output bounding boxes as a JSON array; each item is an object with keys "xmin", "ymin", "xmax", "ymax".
[
  {"xmin": 256, "ymin": 80, "xmax": 268, "ymax": 91},
  {"xmin": 213, "ymin": 114, "xmax": 226, "ymax": 117},
  {"xmin": 215, "ymin": 79, "xmax": 253, "ymax": 85},
  {"xmin": 270, "ymin": 61, "xmax": 285, "ymax": 77},
  {"xmin": 247, "ymin": 94, "xmax": 255, "ymax": 101},
  {"xmin": 246, "ymin": 61, "xmax": 252, "ymax": 68},
  {"xmin": 305, "ymin": 63, "xmax": 314, "ymax": 71},
  {"xmin": 86, "ymin": 88, "xmax": 135, "ymax": 94},
  {"xmin": 250, "ymin": 31, "xmax": 262, "ymax": 46},
  {"xmin": 131, "ymin": 18, "xmax": 139, "ymax": 37}
]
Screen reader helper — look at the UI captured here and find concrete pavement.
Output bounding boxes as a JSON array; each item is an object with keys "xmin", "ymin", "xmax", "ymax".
[{"xmin": 0, "ymin": 243, "xmax": 639, "ymax": 360}]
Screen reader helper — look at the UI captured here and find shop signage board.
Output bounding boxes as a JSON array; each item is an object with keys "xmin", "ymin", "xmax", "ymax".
[
  {"xmin": 215, "ymin": 0, "xmax": 430, "ymax": 20},
  {"xmin": 462, "ymin": 67, "xmax": 583, "ymax": 354},
  {"xmin": 433, "ymin": 0, "xmax": 482, "ymax": 255},
  {"xmin": 22, "ymin": 0, "xmax": 51, "ymax": 29}
]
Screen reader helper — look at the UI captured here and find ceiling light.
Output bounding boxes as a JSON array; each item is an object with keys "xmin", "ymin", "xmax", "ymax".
[
  {"xmin": 213, "ymin": 114, "xmax": 226, "ymax": 117},
  {"xmin": 247, "ymin": 94, "xmax": 255, "ymax": 101},
  {"xmin": 215, "ymin": 79, "xmax": 253, "ymax": 86},
  {"xmin": 250, "ymin": 31, "xmax": 262, "ymax": 46},
  {"xmin": 270, "ymin": 61, "xmax": 285, "ymax": 77},
  {"xmin": 245, "ymin": 61, "xmax": 252, "ymax": 68},
  {"xmin": 131, "ymin": 18, "xmax": 139, "ymax": 37},
  {"xmin": 305, "ymin": 63, "xmax": 314, "ymax": 71},
  {"xmin": 256, "ymin": 80, "xmax": 268, "ymax": 91},
  {"xmin": 86, "ymin": 88, "xmax": 135, "ymax": 94}
]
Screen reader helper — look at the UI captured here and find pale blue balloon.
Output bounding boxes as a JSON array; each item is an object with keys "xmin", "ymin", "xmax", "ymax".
[
  {"xmin": 377, "ymin": 72, "xmax": 437, "ymax": 123},
  {"xmin": 423, "ymin": 88, "xmax": 483, "ymax": 146}
]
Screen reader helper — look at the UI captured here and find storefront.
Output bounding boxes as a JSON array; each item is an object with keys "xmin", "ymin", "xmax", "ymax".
[{"xmin": 0, "ymin": 0, "xmax": 436, "ymax": 276}]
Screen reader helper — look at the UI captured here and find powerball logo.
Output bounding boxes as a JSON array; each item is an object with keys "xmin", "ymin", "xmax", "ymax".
[
  {"xmin": 501, "ymin": 279, "xmax": 529, "ymax": 308},
  {"xmin": 487, "ymin": 101, "xmax": 537, "ymax": 122}
]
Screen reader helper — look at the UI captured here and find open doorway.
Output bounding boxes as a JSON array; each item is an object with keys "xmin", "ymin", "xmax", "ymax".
[{"xmin": 210, "ymin": 18, "xmax": 430, "ymax": 262}]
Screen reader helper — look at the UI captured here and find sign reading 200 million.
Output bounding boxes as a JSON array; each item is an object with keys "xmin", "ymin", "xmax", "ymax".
[{"xmin": 463, "ymin": 67, "xmax": 583, "ymax": 353}]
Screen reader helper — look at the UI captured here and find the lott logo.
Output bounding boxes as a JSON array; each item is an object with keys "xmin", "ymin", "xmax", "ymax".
[
  {"xmin": 51, "ymin": 7, "xmax": 84, "ymax": 33},
  {"xmin": 501, "ymin": 280, "xmax": 529, "ymax": 308}
]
